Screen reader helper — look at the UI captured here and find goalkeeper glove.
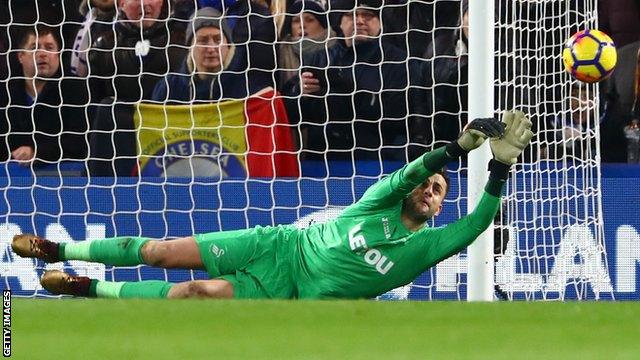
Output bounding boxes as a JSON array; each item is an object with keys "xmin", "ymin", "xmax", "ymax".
[
  {"xmin": 456, "ymin": 117, "xmax": 506, "ymax": 152},
  {"xmin": 490, "ymin": 110, "xmax": 534, "ymax": 165}
]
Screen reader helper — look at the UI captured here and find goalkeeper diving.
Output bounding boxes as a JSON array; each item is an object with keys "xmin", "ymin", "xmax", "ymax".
[{"xmin": 12, "ymin": 111, "xmax": 533, "ymax": 299}]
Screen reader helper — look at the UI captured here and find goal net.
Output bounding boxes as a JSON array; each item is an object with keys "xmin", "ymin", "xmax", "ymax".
[{"xmin": 0, "ymin": 0, "xmax": 614, "ymax": 300}]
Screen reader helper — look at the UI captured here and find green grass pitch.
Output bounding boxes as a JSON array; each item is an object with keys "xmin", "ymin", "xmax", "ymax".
[{"xmin": 11, "ymin": 299, "xmax": 640, "ymax": 359}]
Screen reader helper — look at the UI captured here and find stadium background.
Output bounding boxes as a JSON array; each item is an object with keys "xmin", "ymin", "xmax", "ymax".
[
  {"xmin": 0, "ymin": 1, "xmax": 638, "ymax": 358},
  {"xmin": 2, "ymin": 162, "xmax": 638, "ymax": 300}
]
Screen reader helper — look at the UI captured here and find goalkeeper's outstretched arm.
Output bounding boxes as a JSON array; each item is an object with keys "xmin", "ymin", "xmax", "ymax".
[
  {"xmin": 350, "ymin": 117, "xmax": 506, "ymax": 213},
  {"xmin": 421, "ymin": 111, "xmax": 534, "ymax": 265}
]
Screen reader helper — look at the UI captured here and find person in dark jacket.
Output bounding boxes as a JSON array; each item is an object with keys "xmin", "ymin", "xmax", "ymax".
[
  {"xmin": 88, "ymin": 6, "xmax": 273, "ymax": 176},
  {"xmin": 0, "ymin": 26, "xmax": 88, "ymax": 166},
  {"xmin": 598, "ymin": 0, "xmax": 640, "ymax": 162},
  {"xmin": 276, "ymin": 0, "xmax": 336, "ymax": 145},
  {"xmin": 599, "ymin": 0, "xmax": 640, "ymax": 50},
  {"xmin": 277, "ymin": 0, "xmax": 335, "ymax": 95},
  {"xmin": 86, "ymin": 0, "xmax": 189, "ymax": 176},
  {"xmin": 297, "ymin": 0, "xmax": 426, "ymax": 162},
  {"xmin": 70, "ymin": 0, "xmax": 117, "ymax": 77},
  {"xmin": 198, "ymin": 0, "xmax": 278, "ymax": 91},
  {"xmin": 151, "ymin": 7, "xmax": 269, "ymax": 103},
  {"xmin": 420, "ymin": 0, "xmax": 469, "ymax": 148},
  {"xmin": 87, "ymin": 0, "xmax": 187, "ymax": 103}
]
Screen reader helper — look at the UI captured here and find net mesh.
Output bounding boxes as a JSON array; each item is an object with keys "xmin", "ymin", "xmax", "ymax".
[{"xmin": 0, "ymin": 0, "xmax": 613, "ymax": 300}]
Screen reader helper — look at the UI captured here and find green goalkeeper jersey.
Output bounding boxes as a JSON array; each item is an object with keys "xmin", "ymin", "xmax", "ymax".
[{"xmin": 291, "ymin": 147, "xmax": 501, "ymax": 299}]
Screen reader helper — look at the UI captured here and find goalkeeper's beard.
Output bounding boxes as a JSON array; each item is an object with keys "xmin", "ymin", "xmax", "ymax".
[{"xmin": 401, "ymin": 197, "xmax": 433, "ymax": 225}]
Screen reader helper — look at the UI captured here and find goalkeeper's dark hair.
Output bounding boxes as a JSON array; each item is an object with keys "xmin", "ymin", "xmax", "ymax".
[{"xmin": 434, "ymin": 168, "xmax": 451, "ymax": 198}]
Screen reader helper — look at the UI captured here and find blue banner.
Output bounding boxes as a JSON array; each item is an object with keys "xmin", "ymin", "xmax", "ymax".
[{"xmin": 1, "ymin": 165, "xmax": 639, "ymax": 300}]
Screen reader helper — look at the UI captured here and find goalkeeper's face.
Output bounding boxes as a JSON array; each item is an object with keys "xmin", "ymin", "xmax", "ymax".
[{"xmin": 403, "ymin": 174, "xmax": 447, "ymax": 221}]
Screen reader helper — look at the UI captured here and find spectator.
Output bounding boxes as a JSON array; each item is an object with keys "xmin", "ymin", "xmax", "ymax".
[
  {"xmin": 596, "ymin": 0, "xmax": 640, "ymax": 162},
  {"xmin": 88, "ymin": 0, "xmax": 187, "ymax": 103},
  {"xmin": 419, "ymin": 0, "xmax": 526, "ymax": 149},
  {"xmin": 8, "ymin": 1, "xmax": 84, "ymax": 43},
  {"xmin": 420, "ymin": 0, "xmax": 469, "ymax": 147},
  {"xmin": 373, "ymin": 0, "xmax": 455, "ymax": 58},
  {"xmin": 88, "ymin": 6, "xmax": 277, "ymax": 176},
  {"xmin": 70, "ymin": 0, "xmax": 117, "ymax": 77},
  {"xmin": 541, "ymin": 86, "xmax": 596, "ymax": 160},
  {"xmin": 277, "ymin": 0, "xmax": 335, "ymax": 95},
  {"xmin": 297, "ymin": 0, "xmax": 425, "ymax": 162},
  {"xmin": 232, "ymin": 0, "xmax": 281, "ymax": 90},
  {"xmin": 409, "ymin": 0, "xmax": 460, "ymax": 58},
  {"xmin": 199, "ymin": 0, "xmax": 286, "ymax": 36},
  {"xmin": 277, "ymin": 0, "xmax": 335, "ymax": 135},
  {"xmin": 600, "ymin": 40, "xmax": 640, "ymax": 162},
  {"xmin": 6, "ymin": 1, "xmax": 85, "ymax": 71},
  {"xmin": 0, "ymin": 26, "xmax": 88, "ymax": 165},
  {"xmin": 152, "ymin": 7, "xmax": 270, "ymax": 103},
  {"xmin": 171, "ymin": 0, "xmax": 198, "ymax": 22},
  {"xmin": 599, "ymin": 0, "xmax": 640, "ymax": 50}
]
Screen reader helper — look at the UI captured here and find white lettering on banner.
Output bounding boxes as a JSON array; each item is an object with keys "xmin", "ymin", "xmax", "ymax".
[
  {"xmin": 293, "ymin": 206, "xmax": 344, "ymax": 229},
  {"xmin": 616, "ymin": 226, "xmax": 640, "ymax": 292},
  {"xmin": 0, "ymin": 224, "xmax": 39, "ymax": 291},
  {"xmin": 493, "ymin": 227, "xmax": 544, "ymax": 292},
  {"xmin": 441, "ymin": 225, "xmax": 616, "ymax": 294},
  {"xmin": 435, "ymin": 254, "xmax": 467, "ymax": 292},
  {"xmin": 153, "ymin": 142, "xmax": 232, "ymax": 170},
  {"xmin": 295, "ymin": 208, "xmax": 636, "ymax": 295},
  {"xmin": 494, "ymin": 224, "xmax": 613, "ymax": 294},
  {"xmin": 545, "ymin": 225, "xmax": 613, "ymax": 294},
  {"xmin": 0, "ymin": 223, "xmax": 107, "ymax": 291}
]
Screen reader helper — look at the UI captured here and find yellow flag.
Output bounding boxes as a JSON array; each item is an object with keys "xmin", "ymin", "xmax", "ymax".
[{"xmin": 134, "ymin": 100, "xmax": 248, "ymax": 177}]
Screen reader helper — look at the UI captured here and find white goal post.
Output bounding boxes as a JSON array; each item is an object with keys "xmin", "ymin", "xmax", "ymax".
[{"xmin": 467, "ymin": 0, "xmax": 495, "ymax": 302}]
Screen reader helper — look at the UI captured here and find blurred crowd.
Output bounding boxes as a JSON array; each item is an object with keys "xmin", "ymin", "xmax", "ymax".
[{"xmin": 0, "ymin": 0, "xmax": 638, "ymax": 177}]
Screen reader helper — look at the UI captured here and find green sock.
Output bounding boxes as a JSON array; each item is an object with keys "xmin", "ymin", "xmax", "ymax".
[
  {"xmin": 60, "ymin": 237, "xmax": 150, "ymax": 266},
  {"xmin": 89, "ymin": 280, "xmax": 173, "ymax": 299}
]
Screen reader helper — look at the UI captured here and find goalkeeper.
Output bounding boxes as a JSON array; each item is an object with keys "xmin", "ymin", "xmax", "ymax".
[{"xmin": 12, "ymin": 111, "xmax": 533, "ymax": 300}]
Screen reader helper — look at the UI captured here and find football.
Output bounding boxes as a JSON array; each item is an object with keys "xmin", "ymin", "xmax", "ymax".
[{"xmin": 562, "ymin": 29, "xmax": 617, "ymax": 83}]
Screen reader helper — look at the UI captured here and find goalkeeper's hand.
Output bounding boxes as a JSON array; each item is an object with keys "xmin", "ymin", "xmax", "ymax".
[
  {"xmin": 457, "ymin": 117, "xmax": 506, "ymax": 151},
  {"xmin": 490, "ymin": 110, "xmax": 534, "ymax": 165}
]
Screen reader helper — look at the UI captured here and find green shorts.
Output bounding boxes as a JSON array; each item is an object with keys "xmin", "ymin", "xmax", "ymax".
[{"xmin": 194, "ymin": 225, "xmax": 297, "ymax": 299}]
